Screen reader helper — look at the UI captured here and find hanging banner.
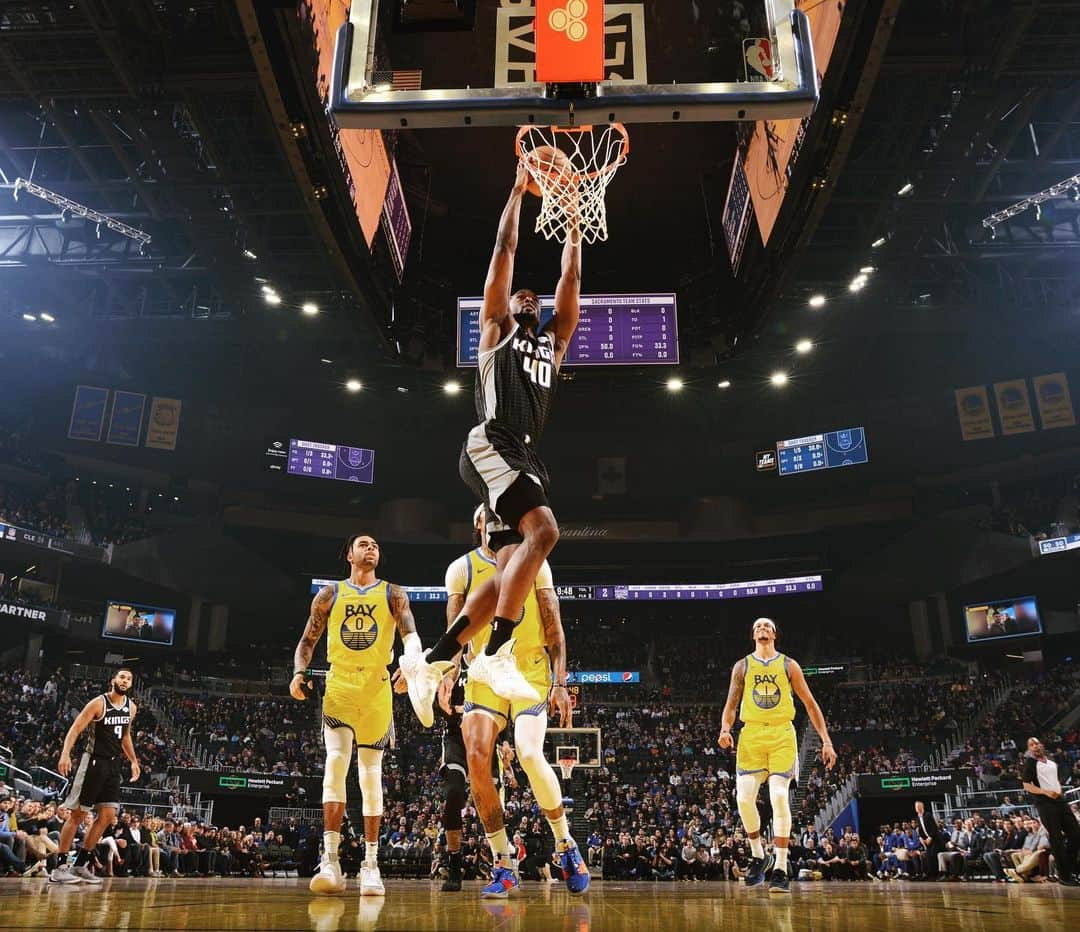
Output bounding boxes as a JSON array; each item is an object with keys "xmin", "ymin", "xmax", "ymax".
[
  {"xmin": 1033, "ymin": 372, "xmax": 1076, "ymax": 430},
  {"xmin": 145, "ymin": 397, "xmax": 182, "ymax": 451},
  {"xmin": 381, "ymin": 158, "xmax": 412, "ymax": 283},
  {"xmin": 107, "ymin": 391, "xmax": 146, "ymax": 446},
  {"xmin": 954, "ymin": 386, "xmax": 995, "ymax": 441},
  {"xmin": 992, "ymin": 379, "xmax": 1035, "ymax": 435},
  {"xmin": 68, "ymin": 385, "xmax": 110, "ymax": 442}
]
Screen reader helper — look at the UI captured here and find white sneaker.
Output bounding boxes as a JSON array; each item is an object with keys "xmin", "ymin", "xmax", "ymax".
[
  {"xmin": 308, "ymin": 857, "xmax": 346, "ymax": 895},
  {"xmin": 468, "ymin": 639, "xmax": 540, "ymax": 703},
  {"xmin": 360, "ymin": 864, "xmax": 385, "ymax": 896},
  {"xmin": 72, "ymin": 865, "xmax": 103, "ymax": 885},
  {"xmin": 399, "ymin": 652, "xmax": 454, "ymax": 728},
  {"xmin": 48, "ymin": 863, "xmax": 82, "ymax": 885}
]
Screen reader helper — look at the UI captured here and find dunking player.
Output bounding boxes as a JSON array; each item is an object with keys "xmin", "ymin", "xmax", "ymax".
[
  {"xmin": 291, "ymin": 535, "xmax": 424, "ymax": 897},
  {"xmin": 402, "ymin": 160, "xmax": 582, "ymax": 714},
  {"xmin": 438, "ymin": 504, "xmax": 587, "ymax": 896},
  {"xmin": 719, "ymin": 618, "xmax": 836, "ymax": 894},
  {"xmin": 50, "ymin": 668, "xmax": 141, "ymax": 884}
]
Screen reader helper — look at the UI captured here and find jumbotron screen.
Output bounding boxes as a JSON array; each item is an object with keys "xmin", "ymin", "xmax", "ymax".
[
  {"xmin": 102, "ymin": 601, "xmax": 177, "ymax": 646},
  {"xmin": 963, "ymin": 596, "xmax": 1042, "ymax": 643}
]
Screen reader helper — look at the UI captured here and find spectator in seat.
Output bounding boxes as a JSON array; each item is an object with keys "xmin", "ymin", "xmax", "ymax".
[
  {"xmin": 1006, "ymin": 816, "xmax": 1051, "ymax": 883},
  {"xmin": 985, "ymin": 815, "xmax": 1027, "ymax": 882},
  {"xmin": 938, "ymin": 818, "xmax": 972, "ymax": 880}
]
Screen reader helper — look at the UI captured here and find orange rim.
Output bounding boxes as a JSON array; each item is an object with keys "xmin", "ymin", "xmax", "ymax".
[{"xmin": 515, "ymin": 122, "xmax": 630, "ymax": 184}]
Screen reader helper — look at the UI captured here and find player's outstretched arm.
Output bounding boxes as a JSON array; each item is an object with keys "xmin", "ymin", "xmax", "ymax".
[
  {"xmin": 550, "ymin": 220, "xmax": 581, "ymax": 368},
  {"xmin": 789, "ymin": 659, "xmax": 836, "ymax": 769},
  {"xmin": 718, "ymin": 660, "xmax": 744, "ymax": 749},
  {"xmin": 58, "ymin": 696, "xmax": 104, "ymax": 776},
  {"xmin": 290, "ymin": 585, "xmax": 334, "ymax": 700},
  {"xmin": 538, "ymin": 587, "xmax": 571, "ymax": 727},
  {"xmin": 481, "ymin": 163, "xmax": 531, "ymax": 344}
]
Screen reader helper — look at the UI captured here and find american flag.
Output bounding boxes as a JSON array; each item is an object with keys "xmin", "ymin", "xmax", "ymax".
[{"xmin": 371, "ymin": 70, "xmax": 423, "ymax": 91}]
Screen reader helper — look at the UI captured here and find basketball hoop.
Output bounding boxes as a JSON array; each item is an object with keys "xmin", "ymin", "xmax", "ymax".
[
  {"xmin": 515, "ymin": 123, "xmax": 630, "ymax": 245},
  {"xmin": 555, "ymin": 744, "xmax": 580, "ymax": 781},
  {"xmin": 558, "ymin": 757, "xmax": 577, "ymax": 781}
]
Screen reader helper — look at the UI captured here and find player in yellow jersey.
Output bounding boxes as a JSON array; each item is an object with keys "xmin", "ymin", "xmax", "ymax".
[
  {"xmin": 439, "ymin": 505, "xmax": 587, "ymax": 897},
  {"xmin": 290, "ymin": 534, "xmax": 424, "ymax": 898},
  {"xmin": 719, "ymin": 618, "xmax": 836, "ymax": 895}
]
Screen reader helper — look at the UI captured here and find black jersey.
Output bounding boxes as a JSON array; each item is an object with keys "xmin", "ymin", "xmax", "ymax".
[
  {"xmin": 475, "ymin": 323, "xmax": 557, "ymax": 442},
  {"xmin": 87, "ymin": 694, "xmax": 131, "ymax": 758},
  {"xmin": 437, "ymin": 678, "xmax": 467, "ymax": 735}
]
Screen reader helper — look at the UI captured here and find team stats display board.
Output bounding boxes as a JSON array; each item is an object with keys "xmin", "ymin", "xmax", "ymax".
[
  {"xmin": 456, "ymin": 294, "xmax": 678, "ymax": 367},
  {"xmin": 265, "ymin": 438, "xmax": 375, "ymax": 484},
  {"xmin": 776, "ymin": 427, "xmax": 869, "ymax": 477},
  {"xmin": 311, "ymin": 575, "xmax": 822, "ymax": 601}
]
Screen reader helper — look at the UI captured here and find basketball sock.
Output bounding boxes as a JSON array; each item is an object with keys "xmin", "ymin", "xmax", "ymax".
[
  {"xmin": 75, "ymin": 848, "xmax": 92, "ymax": 867},
  {"xmin": 486, "ymin": 828, "xmax": 511, "ymax": 863},
  {"xmin": 484, "ymin": 616, "xmax": 516, "ymax": 655},
  {"xmin": 365, "ymin": 841, "xmax": 379, "ymax": 866},
  {"xmin": 774, "ymin": 847, "xmax": 788, "ymax": 872},
  {"xmin": 546, "ymin": 814, "xmax": 571, "ymax": 846},
  {"xmin": 323, "ymin": 831, "xmax": 340, "ymax": 864},
  {"xmin": 428, "ymin": 615, "xmax": 471, "ymax": 663},
  {"xmin": 749, "ymin": 836, "xmax": 764, "ymax": 860}
]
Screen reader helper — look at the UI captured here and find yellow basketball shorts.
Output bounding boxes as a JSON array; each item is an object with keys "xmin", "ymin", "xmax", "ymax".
[
  {"xmin": 736, "ymin": 721, "xmax": 797, "ymax": 780},
  {"xmin": 322, "ymin": 666, "xmax": 395, "ymax": 750},
  {"xmin": 464, "ymin": 651, "xmax": 552, "ymax": 725}
]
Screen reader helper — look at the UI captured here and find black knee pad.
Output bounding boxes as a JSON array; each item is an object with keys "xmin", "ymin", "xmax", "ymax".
[{"xmin": 443, "ymin": 769, "xmax": 466, "ymax": 831}]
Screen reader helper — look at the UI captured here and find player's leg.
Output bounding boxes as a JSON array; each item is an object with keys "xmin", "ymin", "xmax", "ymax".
[
  {"xmin": 49, "ymin": 806, "xmax": 86, "ymax": 883},
  {"xmin": 356, "ymin": 746, "xmax": 387, "ymax": 895},
  {"xmin": 73, "ymin": 804, "xmax": 117, "ymax": 884},
  {"xmin": 735, "ymin": 725, "xmax": 769, "ymax": 889},
  {"xmin": 311, "ymin": 722, "xmax": 352, "ymax": 894},
  {"xmin": 513, "ymin": 709, "xmax": 589, "ymax": 894},
  {"xmin": 441, "ymin": 767, "xmax": 467, "ymax": 891},
  {"xmin": 766, "ymin": 775, "xmax": 793, "ymax": 894},
  {"xmin": 423, "ymin": 568, "xmax": 502, "ymax": 664},
  {"xmin": 463, "ymin": 709, "xmax": 518, "ymax": 897}
]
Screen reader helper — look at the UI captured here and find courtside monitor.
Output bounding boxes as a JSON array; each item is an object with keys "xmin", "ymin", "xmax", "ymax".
[
  {"xmin": 102, "ymin": 600, "xmax": 177, "ymax": 646},
  {"xmin": 963, "ymin": 597, "xmax": 1042, "ymax": 643},
  {"xmin": 328, "ymin": 0, "xmax": 820, "ymax": 129}
]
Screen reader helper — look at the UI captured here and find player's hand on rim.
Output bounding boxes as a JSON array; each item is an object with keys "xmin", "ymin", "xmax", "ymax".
[
  {"xmin": 513, "ymin": 159, "xmax": 531, "ymax": 194},
  {"xmin": 822, "ymin": 742, "xmax": 837, "ymax": 769},
  {"xmin": 549, "ymin": 684, "xmax": 572, "ymax": 727}
]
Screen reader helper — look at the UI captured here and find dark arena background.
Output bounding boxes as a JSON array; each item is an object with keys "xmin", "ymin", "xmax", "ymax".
[{"xmin": 1, "ymin": 0, "xmax": 1079, "ymax": 929}]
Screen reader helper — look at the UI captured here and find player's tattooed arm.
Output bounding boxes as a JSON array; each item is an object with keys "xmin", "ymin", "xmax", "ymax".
[
  {"xmin": 390, "ymin": 584, "xmax": 417, "ymax": 640},
  {"xmin": 293, "ymin": 585, "xmax": 334, "ymax": 675},
  {"xmin": 789, "ymin": 659, "xmax": 837, "ymax": 769},
  {"xmin": 539, "ymin": 588, "xmax": 572, "ymax": 727},
  {"xmin": 718, "ymin": 660, "xmax": 744, "ymax": 749}
]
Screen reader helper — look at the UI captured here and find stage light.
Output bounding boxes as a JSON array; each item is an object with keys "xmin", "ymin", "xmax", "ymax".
[
  {"xmin": 795, "ymin": 339, "xmax": 813, "ymax": 354},
  {"xmin": 897, "ymin": 182, "xmax": 914, "ymax": 196},
  {"xmin": 40, "ymin": 313, "xmax": 55, "ymax": 322},
  {"xmin": 264, "ymin": 292, "xmax": 281, "ymax": 306},
  {"xmin": 666, "ymin": 377, "xmax": 684, "ymax": 392},
  {"xmin": 302, "ymin": 302, "xmax": 319, "ymax": 316},
  {"xmin": 443, "ymin": 380, "xmax": 461, "ymax": 395},
  {"xmin": 345, "ymin": 379, "xmax": 362, "ymax": 393},
  {"xmin": 242, "ymin": 249, "xmax": 257, "ymax": 260},
  {"xmin": 808, "ymin": 294, "xmax": 826, "ymax": 308},
  {"xmin": 717, "ymin": 380, "xmax": 731, "ymax": 389},
  {"xmin": 770, "ymin": 371, "xmax": 788, "ymax": 386},
  {"xmin": 871, "ymin": 236, "xmax": 887, "ymax": 248},
  {"xmin": 859, "ymin": 266, "xmax": 875, "ymax": 275},
  {"xmin": 22, "ymin": 313, "xmax": 36, "ymax": 321}
]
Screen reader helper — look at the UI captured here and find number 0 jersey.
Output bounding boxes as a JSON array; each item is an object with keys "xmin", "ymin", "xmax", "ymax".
[
  {"xmin": 326, "ymin": 579, "xmax": 396, "ymax": 673},
  {"xmin": 739, "ymin": 653, "xmax": 796, "ymax": 725},
  {"xmin": 444, "ymin": 548, "xmax": 554, "ymax": 661},
  {"xmin": 475, "ymin": 323, "xmax": 557, "ymax": 442}
]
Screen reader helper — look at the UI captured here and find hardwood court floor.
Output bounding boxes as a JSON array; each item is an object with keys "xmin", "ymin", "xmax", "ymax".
[{"xmin": 1, "ymin": 877, "xmax": 1077, "ymax": 931}]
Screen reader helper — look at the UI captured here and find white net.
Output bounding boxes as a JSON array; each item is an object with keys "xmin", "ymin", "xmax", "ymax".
[{"xmin": 516, "ymin": 123, "xmax": 629, "ymax": 245}]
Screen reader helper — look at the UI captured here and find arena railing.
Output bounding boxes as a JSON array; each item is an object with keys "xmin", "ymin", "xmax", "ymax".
[
  {"xmin": 269, "ymin": 806, "xmax": 324, "ymax": 825},
  {"xmin": 934, "ymin": 785, "xmax": 1080, "ymax": 824}
]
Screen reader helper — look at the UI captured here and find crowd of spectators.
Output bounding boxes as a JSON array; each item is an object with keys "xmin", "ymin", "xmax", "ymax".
[{"xmin": 0, "ymin": 482, "xmax": 72, "ymax": 540}]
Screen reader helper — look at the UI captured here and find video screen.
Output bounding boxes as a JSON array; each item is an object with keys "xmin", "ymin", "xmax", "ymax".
[
  {"xmin": 102, "ymin": 601, "xmax": 177, "ymax": 646},
  {"xmin": 963, "ymin": 597, "xmax": 1042, "ymax": 643}
]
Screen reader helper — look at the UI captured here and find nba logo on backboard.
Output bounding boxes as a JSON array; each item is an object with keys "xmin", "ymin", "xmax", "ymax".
[
  {"xmin": 756, "ymin": 450, "xmax": 777, "ymax": 472},
  {"xmin": 743, "ymin": 38, "xmax": 776, "ymax": 82}
]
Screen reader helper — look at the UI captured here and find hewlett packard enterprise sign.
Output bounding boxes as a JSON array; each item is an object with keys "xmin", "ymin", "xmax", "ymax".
[{"xmin": 857, "ymin": 770, "xmax": 972, "ymax": 797}]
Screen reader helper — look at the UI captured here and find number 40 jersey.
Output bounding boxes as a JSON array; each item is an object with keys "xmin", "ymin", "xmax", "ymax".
[{"xmin": 475, "ymin": 323, "xmax": 557, "ymax": 443}]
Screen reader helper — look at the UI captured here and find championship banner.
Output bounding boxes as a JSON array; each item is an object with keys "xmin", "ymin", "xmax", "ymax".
[
  {"xmin": 145, "ymin": 397, "xmax": 182, "ymax": 451},
  {"xmin": 954, "ymin": 385, "xmax": 995, "ymax": 441},
  {"xmin": 68, "ymin": 385, "xmax": 110, "ymax": 442},
  {"xmin": 535, "ymin": 0, "xmax": 606, "ymax": 83},
  {"xmin": 107, "ymin": 391, "xmax": 146, "ymax": 446},
  {"xmin": 1033, "ymin": 372, "xmax": 1076, "ymax": 430},
  {"xmin": 992, "ymin": 379, "xmax": 1035, "ymax": 435}
]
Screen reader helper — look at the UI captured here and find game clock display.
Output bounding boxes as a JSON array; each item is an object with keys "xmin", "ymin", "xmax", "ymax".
[{"xmin": 457, "ymin": 293, "xmax": 678, "ymax": 367}]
